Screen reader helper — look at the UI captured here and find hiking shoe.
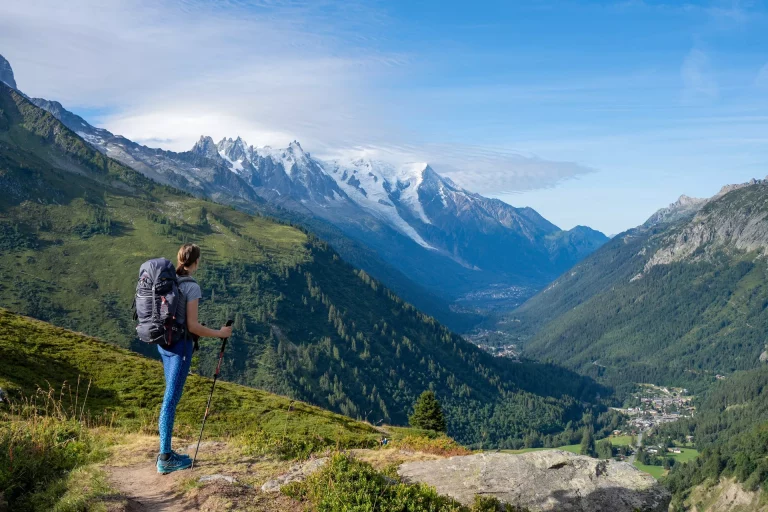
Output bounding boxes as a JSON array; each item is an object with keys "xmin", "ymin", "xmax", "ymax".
[
  {"xmin": 157, "ymin": 452, "xmax": 192, "ymax": 474},
  {"xmin": 172, "ymin": 450, "xmax": 191, "ymax": 461}
]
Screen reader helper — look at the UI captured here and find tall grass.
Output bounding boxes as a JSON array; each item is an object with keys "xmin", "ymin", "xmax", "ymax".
[{"xmin": 0, "ymin": 382, "xmax": 110, "ymax": 511}]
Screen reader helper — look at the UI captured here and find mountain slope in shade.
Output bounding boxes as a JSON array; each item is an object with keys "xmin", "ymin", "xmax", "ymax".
[
  {"xmin": 496, "ymin": 177, "xmax": 768, "ymax": 391},
  {"xmin": 0, "ymin": 54, "xmax": 16, "ymax": 89},
  {"xmin": 1, "ymin": 53, "xmax": 607, "ymax": 314}
]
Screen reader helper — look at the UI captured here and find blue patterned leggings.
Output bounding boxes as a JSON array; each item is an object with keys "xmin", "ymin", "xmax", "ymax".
[{"xmin": 158, "ymin": 340, "xmax": 193, "ymax": 454}]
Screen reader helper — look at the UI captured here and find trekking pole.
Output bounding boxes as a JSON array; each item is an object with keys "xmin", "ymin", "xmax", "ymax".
[{"xmin": 191, "ymin": 319, "xmax": 233, "ymax": 469}]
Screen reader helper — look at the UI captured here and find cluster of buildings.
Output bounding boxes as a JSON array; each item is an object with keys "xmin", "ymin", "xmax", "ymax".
[
  {"xmin": 615, "ymin": 386, "xmax": 695, "ymax": 434},
  {"xmin": 464, "ymin": 330, "xmax": 521, "ymax": 361},
  {"xmin": 646, "ymin": 446, "xmax": 683, "ymax": 455},
  {"xmin": 476, "ymin": 343, "xmax": 520, "ymax": 361}
]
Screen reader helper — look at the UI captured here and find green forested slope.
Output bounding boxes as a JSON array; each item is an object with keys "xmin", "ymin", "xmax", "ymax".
[
  {"xmin": 499, "ymin": 183, "xmax": 768, "ymax": 392},
  {"xmin": 0, "ymin": 82, "xmax": 615, "ymax": 447},
  {"xmin": 655, "ymin": 366, "xmax": 768, "ymax": 505}
]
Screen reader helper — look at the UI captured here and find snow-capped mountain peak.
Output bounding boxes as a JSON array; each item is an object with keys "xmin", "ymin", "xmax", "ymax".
[
  {"xmin": 216, "ymin": 136, "xmax": 250, "ymax": 173},
  {"xmin": 250, "ymin": 140, "xmax": 311, "ymax": 177}
]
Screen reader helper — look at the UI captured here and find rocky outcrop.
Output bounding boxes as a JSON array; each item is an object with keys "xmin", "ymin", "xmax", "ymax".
[
  {"xmin": 684, "ymin": 477, "xmax": 768, "ymax": 512},
  {"xmin": 199, "ymin": 474, "xmax": 238, "ymax": 484},
  {"xmin": 398, "ymin": 451, "xmax": 670, "ymax": 512},
  {"xmin": 644, "ymin": 179, "xmax": 768, "ymax": 272},
  {"xmin": 261, "ymin": 457, "xmax": 328, "ymax": 493},
  {"xmin": 644, "ymin": 194, "xmax": 707, "ymax": 228}
]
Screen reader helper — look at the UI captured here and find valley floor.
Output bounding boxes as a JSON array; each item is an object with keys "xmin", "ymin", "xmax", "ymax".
[{"xmin": 502, "ymin": 435, "xmax": 700, "ymax": 481}]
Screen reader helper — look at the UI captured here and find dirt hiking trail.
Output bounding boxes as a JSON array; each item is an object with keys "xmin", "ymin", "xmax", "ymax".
[
  {"xmin": 102, "ymin": 436, "xmax": 304, "ymax": 512},
  {"xmin": 107, "ymin": 463, "xmax": 191, "ymax": 512}
]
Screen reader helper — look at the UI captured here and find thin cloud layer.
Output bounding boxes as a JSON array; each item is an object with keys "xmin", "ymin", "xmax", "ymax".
[
  {"xmin": 0, "ymin": 0, "xmax": 593, "ymax": 193},
  {"xmin": 681, "ymin": 48, "xmax": 719, "ymax": 104}
]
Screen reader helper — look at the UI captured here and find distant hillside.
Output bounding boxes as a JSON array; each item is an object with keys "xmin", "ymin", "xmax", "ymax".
[
  {"xmin": 495, "ymin": 179, "xmax": 768, "ymax": 392},
  {"xmin": 0, "ymin": 81, "xmax": 614, "ymax": 448}
]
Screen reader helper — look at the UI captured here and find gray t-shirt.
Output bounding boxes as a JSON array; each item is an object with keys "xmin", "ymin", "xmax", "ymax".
[{"xmin": 176, "ymin": 278, "xmax": 202, "ymax": 328}]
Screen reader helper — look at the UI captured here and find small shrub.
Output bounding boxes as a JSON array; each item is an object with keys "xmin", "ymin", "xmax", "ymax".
[
  {"xmin": 387, "ymin": 435, "xmax": 472, "ymax": 457},
  {"xmin": 241, "ymin": 428, "xmax": 328, "ymax": 460},
  {"xmin": 240, "ymin": 426, "xmax": 375, "ymax": 460}
]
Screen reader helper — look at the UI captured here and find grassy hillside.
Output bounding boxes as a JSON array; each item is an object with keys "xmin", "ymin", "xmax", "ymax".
[
  {"xmin": 0, "ymin": 308, "xmax": 377, "ymax": 445},
  {"xmin": 495, "ymin": 182, "xmax": 768, "ymax": 393},
  {"xmin": 0, "ymin": 82, "xmax": 618, "ymax": 448},
  {"xmin": 0, "ymin": 310, "xmax": 504, "ymax": 511}
]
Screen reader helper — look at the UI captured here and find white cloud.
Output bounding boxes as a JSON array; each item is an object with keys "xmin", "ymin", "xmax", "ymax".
[
  {"xmin": 314, "ymin": 143, "xmax": 594, "ymax": 193},
  {"xmin": 681, "ymin": 48, "xmax": 719, "ymax": 104},
  {"xmin": 0, "ymin": 0, "xmax": 595, "ymax": 193}
]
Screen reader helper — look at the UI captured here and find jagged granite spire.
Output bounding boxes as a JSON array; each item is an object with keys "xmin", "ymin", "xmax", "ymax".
[
  {"xmin": 0, "ymin": 54, "xmax": 17, "ymax": 89},
  {"xmin": 191, "ymin": 135, "xmax": 219, "ymax": 159}
]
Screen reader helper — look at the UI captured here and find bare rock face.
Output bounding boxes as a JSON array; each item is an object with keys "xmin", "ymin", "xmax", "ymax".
[
  {"xmin": 0, "ymin": 54, "xmax": 16, "ymax": 89},
  {"xmin": 398, "ymin": 451, "xmax": 670, "ymax": 512}
]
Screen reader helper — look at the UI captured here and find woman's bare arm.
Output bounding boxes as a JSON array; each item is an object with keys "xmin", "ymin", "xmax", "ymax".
[{"xmin": 186, "ymin": 299, "xmax": 232, "ymax": 338}]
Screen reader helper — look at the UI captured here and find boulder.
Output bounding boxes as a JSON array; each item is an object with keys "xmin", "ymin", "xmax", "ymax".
[
  {"xmin": 261, "ymin": 457, "xmax": 328, "ymax": 493},
  {"xmin": 398, "ymin": 450, "xmax": 670, "ymax": 512}
]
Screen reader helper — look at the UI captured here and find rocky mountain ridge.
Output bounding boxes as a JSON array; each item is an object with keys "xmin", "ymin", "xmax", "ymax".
[{"xmin": 643, "ymin": 177, "xmax": 768, "ymax": 273}]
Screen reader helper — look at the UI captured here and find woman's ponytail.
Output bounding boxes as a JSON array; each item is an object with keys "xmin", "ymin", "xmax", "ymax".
[{"xmin": 176, "ymin": 243, "xmax": 201, "ymax": 276}]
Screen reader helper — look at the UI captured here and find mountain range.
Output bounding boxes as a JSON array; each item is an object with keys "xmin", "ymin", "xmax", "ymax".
[
  {"xmin": 0, "ymin": 54, "xmax": 607, "ymax": 321},
  {"xmin": 0, "ymin": 79, "xmax": 617, "ymax": 448}
]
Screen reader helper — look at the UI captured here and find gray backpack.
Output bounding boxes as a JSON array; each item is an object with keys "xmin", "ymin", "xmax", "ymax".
[{"xmin": 133, "ymin": 258, "xmax": 184, "ymax": 345}]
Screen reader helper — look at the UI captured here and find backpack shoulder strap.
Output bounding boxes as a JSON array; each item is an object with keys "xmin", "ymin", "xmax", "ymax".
[{"xmin": 177, "ymin": 276, "xmax": 197, "ymax": 285}]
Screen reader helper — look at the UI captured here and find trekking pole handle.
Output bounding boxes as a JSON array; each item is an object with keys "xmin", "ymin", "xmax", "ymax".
[
  {"xmin": 221, "ymin": 319, "xmax": 233, "ymax": 349},
  {"xmin": 214, "ymin": 319, "xmax": 234, "ymax": 376}
]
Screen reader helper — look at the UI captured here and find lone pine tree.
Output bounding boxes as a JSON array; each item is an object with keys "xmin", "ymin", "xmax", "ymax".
[
  {"xmin": 409, "ymin": 390, "xmax": 447, "ymax": 432},
  {"xmin": 580, "ymin": 428, "xmax": 595, "ymax": 457}
]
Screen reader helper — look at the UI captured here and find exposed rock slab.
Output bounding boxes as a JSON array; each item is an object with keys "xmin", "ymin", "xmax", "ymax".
[
  {"xmin": 687, "ymin": 477, "xmax": 768, "ymax": 512},
  {"xmin": 261, "ymin": 457, "xmax": 328, "ymax": 493},
  {"xmin": 199, "ymin": 473, "xmax": 238, "ymax": 484},
  {"xmin": 398, "ymin": 450, "xmax": 670, "ymax": 512}
]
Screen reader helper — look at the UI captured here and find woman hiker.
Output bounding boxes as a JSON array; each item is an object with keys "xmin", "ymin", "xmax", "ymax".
[{"xmin": 157, "ymin": 243, "xmax": 232, "ymax": 474}]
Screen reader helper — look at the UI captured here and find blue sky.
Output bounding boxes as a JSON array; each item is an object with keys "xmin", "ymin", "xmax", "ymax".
[{"xmin": 2, "ymin": 0, "xmax": 767, "ymax": 234}]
